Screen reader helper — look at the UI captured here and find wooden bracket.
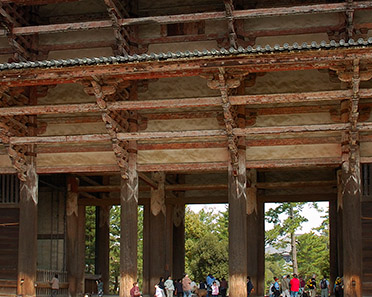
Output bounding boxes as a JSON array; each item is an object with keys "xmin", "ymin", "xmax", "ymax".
[{"xmin": 85, "ymin": 77, "xmax": 138, "ymax": 179}]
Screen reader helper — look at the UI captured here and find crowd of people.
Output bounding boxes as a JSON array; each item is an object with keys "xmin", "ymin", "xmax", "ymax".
[
  {"xmin": 93, "ymin": 272, "xmax": 345, "ymax": 297},
  {"xmin": 268, "ymin": 274, "xmax": 344, "ymax": 297},
  {"xmin": 151, "ymin": 273, "xmax": 229, "ymax": 297}
]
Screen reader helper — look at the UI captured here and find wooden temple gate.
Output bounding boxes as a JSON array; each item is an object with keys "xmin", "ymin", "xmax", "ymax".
[{"xmin": 0, "ymin": 0, "xmax": 372, "ymax": 296}]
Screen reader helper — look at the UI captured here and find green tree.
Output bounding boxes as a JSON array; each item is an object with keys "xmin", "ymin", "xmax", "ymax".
[
  {"xmin": 297, "ymin": 213, "xmax": 329, "ymax": 279},
  {"xmin": 265, "ymin": 203, "xmax": 318, "ymax": 274},
  {"xmin": 85, "ymin": 206, "xmax": 96, "ymax": 274},
  {"xmin": 185, "ymin": 206, "xmax": 229, "ymax": 281}
]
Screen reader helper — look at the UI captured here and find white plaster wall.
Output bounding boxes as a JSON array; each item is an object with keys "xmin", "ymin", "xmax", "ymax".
[
  {"xmin": 361, "ymin": 142, "xmax": 372, "ymax": 157},
  {"xmin": 246, "ymin": 143, "xmax": 340, "ymax": 160},
  {"xmin": 38, "ymin": 83, "xmax": 94, "ymax": 104},
  {"xmin": 40, "ymin": 29, "xmax": 115, "ymax": 45},
  {"xmin": 0, "ymin": 155, "xmax": 12, "ymax": 167},
  {"xmin": 138, "ymin": 147, "xmax": 228, "ymax": 164},
  {"xmin": 255, "ymin": 112, "xmax": 333, "ymax": 127},
  {"xmin": 38, "ymin": 151, "xmax": 116, "ymax": 166},
  {"xmin": 47, "ymin": 47, "xmax": 114, "ymax": 59},
  {"xmin": 255, "ymin": 33, "xmax": 330, "ymax": 47},
  {"xmin": 139, "ymin": 76, "xmax": 219, "ymax": 100},
  {"xmin": 42, "ymin": 122, "xmax": 106, "ymax": 136},
  {"xmin": 39, "ymin": 0, "xmax": 107, "ymax": 17},
  {"xmin": 145, "ymin": 118, "xmax": 220, "ymax": 132},
  {"xmin": 246, "ymin": 69, "xmax": 342, "ymax": 94},
  {"xmin": 244, "ymin": 13, "xmax": 343, "ymax": 31}
]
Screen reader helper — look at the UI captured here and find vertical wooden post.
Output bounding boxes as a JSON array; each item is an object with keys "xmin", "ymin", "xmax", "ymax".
[
  {"xmin": 256, "ymin": 200, "xmax": 265, "ymax": 297},
  {"xmin": 342, "ymin": 159, "xmax": 362, "ymax": 297},
  {"xmin": 341, "ymin": 59, "xmax": 362, "ymax": 297},
  {"xmin": 149, "ymin": 211, "xmax": 166, "ymax": 287},
  {"xmin": 329, "ymin": 200, "xmax": 338, "ymax": 288},
  {"xmin": 66, "ymin": 176, "xmax": 85, "ymax": 297},
  {"xmin": 165, "ymin": 203, "xmax": 174, "ymax": 277},
  {"xmin": 142, "ymin": 202, "xmax": 151, "ymax": 295},
  {"xmin": 228, "ymin": 95, "xmax": 247, "ymax": 297},
  {"xmin": 247, "ymin": 169, "xmax": 258, "ymax": 295},
  {"xmin": 120, "ymin": 152, "xmax": 138, "ymax": 297},
  {"xmin": 77, "ymin": 204, "xmax": 86, "ymax": 296},
  {"xmin": 172, "ymin": 203, "xmax": 185, "ymax": 280},
  {"xmin": 96, "ymin": 205, "xmax": 110, "ymax": 294},
  {"xmin": 17, "ymin": 165, "xmax": 38, "ymax": 297}
]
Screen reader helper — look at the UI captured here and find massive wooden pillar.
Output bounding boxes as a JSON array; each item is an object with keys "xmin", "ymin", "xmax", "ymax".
[
  {"xmin": 142, "ymin": 202, "xmax": 151, "ymax": 295},
  {"xmin": 120, "ymin": 153, "xmax": 139, "ymax": 297},
  {"xmin": 165, "ymin": 203, "xmax": 174, "ymax": 277},
  {"xmin": 247, "ymin": 169, "xmax": 258, "ymax": 295},
  {"xmin": 339, "ymin": 59, "xmax": 362, "ymax": 297},
  {"xmin": 228, "ymin": 105, "xmax": 248, "ymax": 296},
  {"xmin": 66, "ymin": 176, "xmax": 85, "ymax": 297},
  {"xmin": 172, "ymin": 203, "xmax": 185, "ymax": 280},
  {"xmin": 329, "ymin": 199, "xmax": 338, "ymax": 288},
  {"xmin": 256, "ymin": 200, "xmax": 265, "ymax": 297},
  {"xmin": 17, "ymin": 165, "xmax": 38, "ymax": 297},
  {"xmin": 96, "ymin": 205, "xmax": 110, "ymax": 294}
]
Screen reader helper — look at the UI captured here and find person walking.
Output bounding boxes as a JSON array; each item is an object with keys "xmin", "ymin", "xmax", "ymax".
[
  {"xmin": 182, "ymin": 274, "xmax": 192, "ymax": 297},
  {"xmin": 290, "ymin": 274, "xmax": 300, "ymax": 297},
  {"xmin": 220, "ymin": 277, "xmax": 228, "ymax": 297},
  {"xmin": 49, "ymin": 274, "xmax": 59, "ymax": 297},
  {"xmin": 96, "ymin": 279, "xmax": 103, "ymax": 297},
  {"xmin": 247, "ymin": 276, "xmax": 254, "ymax": 297},
  {"xmin": 175, "ymin": 279, "xmax": 183, "ymax": 297},
  {"xmin": 155, "ymin": 285, "xmax": 163, "ymax": 297},
  {"xmin": 307, "ymin": 276, "xmax": 317, "ymax": 297},
  {"xmin": 272, "ymin": 277, "xmax": 280, "ymax": 297},
  {"xmin": 130, "ymin": 282, "xmax": 142, "ymax": 297},
  {"xmin": 211, "ymin": 281, "xmax": 219, "ymax": 297},
  {"xmin": 164, "ymin": 276, "xmax": 175, "ymax": 297},
  {"xmin": 282, "ymin": 275, "xmax": 290, "ymax": 297},
  {"xmin": 334, "ymin": 277, "xmax": 343, "ymax": 297},
  {"xmin": 320, "ymin": 276, "xmax": 330, "ymax": 297}
]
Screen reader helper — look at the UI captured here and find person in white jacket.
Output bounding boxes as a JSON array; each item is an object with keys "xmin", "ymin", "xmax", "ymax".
[
  {"xmin": 164, "ymin": 276, "xmax": 175, "ymax": 297},
  {"xmin": 155, "ymin": 285, "xmax": 164, "ymax": 297}
]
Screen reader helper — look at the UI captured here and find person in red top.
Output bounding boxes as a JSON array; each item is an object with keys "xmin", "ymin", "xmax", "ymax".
[
  {"xmin": 289, "ymin": 274, "xmax": 300, "ymax": 297},
  {"xmin": 130, "ymin": 282, "xmax": 142, "ymax": 297}
]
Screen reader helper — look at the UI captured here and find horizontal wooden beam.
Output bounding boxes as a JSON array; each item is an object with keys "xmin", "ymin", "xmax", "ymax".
[
  {"xmin": 77, "ymin": 180, "xmax": 336, "ymax": 193},
  {"xmin": 2, "ymin": 89, "xmax": 368, "ymax": 116},
  {"xmin": 262, "ymin": 193, "xmax": 336, "ymax": 202},
  {"xmin": 9, "ymin": 122, "xmax": 351, "ymax": 145},
  {"xmin": 78, "ymin": 192, "xmax": 336, "ymax": 206},
  {"xmin": 1, "ymin": 2, "xmax": 371, "ymax": 36},
  {"xmin": 1, "ymin": 48, "xmax": 372, "ymax": 87}
]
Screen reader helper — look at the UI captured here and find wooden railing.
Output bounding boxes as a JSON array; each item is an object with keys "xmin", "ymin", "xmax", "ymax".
[
  {"xmin": 0, "ymin": 174, "xmax": 19, "ymax": 204},
  {"xmin": 36, "ymin": 269, "xmax": 69, "ymax": 297}
]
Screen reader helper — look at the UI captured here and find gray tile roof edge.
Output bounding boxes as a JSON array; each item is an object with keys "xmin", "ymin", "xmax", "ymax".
[{"xmin": 0, "ymin": 37, "xmax": 372, "ymax": 71}]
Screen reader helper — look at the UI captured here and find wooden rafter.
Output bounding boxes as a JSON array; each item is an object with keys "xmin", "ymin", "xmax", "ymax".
[
  {"xmin": 0, "ymin": 3, "xmax": 38, "ymax": 62},
  {"xmin": 223, "ymin": 0, "xmax": 238, "ymax": 49},
  {"xmin": 0, "ymin": 89, "xmax": 372, "ymax": 117},
  {"xmin": 104, "ymin": 0, "xmax": 131, "ymax": 55},
  {"xmin": 1, "ymin": 47, "xmax": 372, "ymax": 87},
  {"xmin": 1, "ymin": 2, "xmax": 371, "ymax": 37}
]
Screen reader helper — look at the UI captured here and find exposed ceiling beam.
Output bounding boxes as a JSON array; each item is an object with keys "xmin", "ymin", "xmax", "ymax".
[
  {"xmin": 2, "ymin": 89, "xmax": 371, "ymax": 116},
  {"xmin": 1, "ymin": 2, "xmax": 371, "ymax": 37}
]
